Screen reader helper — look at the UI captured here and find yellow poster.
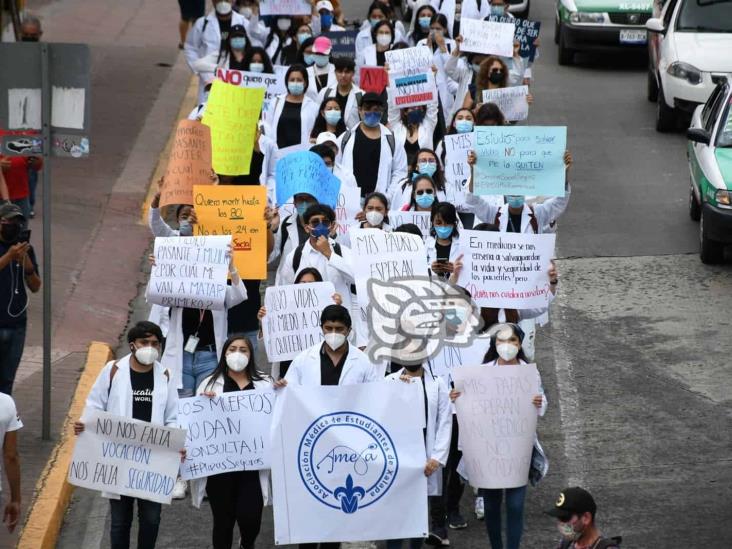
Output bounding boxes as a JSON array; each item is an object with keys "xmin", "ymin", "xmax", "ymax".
[
  {"xmin": 193, "ymin": 185, "xmax": 268, "ymax": 280},
  {"xmin": 201, "ymin": 81, "xmax": 265, "ymax": 176}
]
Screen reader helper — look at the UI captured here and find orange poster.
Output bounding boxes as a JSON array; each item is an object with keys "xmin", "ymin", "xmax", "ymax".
[{"xmin": 160, "ymin": 120, "xmax": 213, "ymax": 208}]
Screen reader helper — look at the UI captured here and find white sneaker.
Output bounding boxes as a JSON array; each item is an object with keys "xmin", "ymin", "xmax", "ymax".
[
  {"xmin": 172, "ymin": 477, "xmax": 187, "ymax": 499},
  {"xmin": 474, "ymin": 496, "xmax": 484, "ymax": 520}
]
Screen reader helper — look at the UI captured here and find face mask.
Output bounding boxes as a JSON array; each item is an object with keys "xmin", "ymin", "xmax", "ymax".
[
  {"xmin": 134, "ymin": 345, "xmax": 159, "ymax": 366},
  {"xmin": 490, "ymin": 5, "xmax": 505, "ymax": 16},
  {"xmin": 435, "ymin": 225, "xmax": 454, "ymax": 239},
  {"xmin": 321, "ymin": 13, "xmax": 333, "ymax": 28},
  {"xmin": 297, "ymin": 32, "xmax": 312, "ymax": 45},
  {"xmin": 418, "ymin": 161, "xmax": 437, "ymax": 177},
  {"xmin": 404, "ymin": 364, "xmax": 422, "ymax": 372},
  {"xmin": 277, "ymin": 18, "xmax": 291, "ymax": 31},
  {"xmin": 444, "ymin": 308, "xmax": 467, "ymax": 326},
  {"xmin": 418, "ymin": 16, "xmax": 432, "ymax": 29},
  {"xmin": 313, "ymin": 54, "xmax": 330, "ymax": 67},
  {"xmin": 230, "ymin": 37, "xmax": 246, "ymax": 50},
  {"xmin": 472, "ymin": 63, "xmax": 482, "ymax": 73},
  {"xmin": 496, "ymin": 342, "xmax": 519, "ymax": 361},
  {"xmin": 303, "ymin": 53, "xmax": 315, "ymax": 66},
  {"xmin": 489, "ymin": 70, "xmax": 504, "ymax": 84},
  {"xmin": 0, "ymin": 223, "xmax": 21, "ymax": 242},
  {"xmin": 311, "ymin": 222, "xmax": 330, "ymax": 238},
  {"xmin": 415, "ymin": 193, "xmax": 435, "ymax": 209},
  {"xmin": 21, "ymin": 36, "xmax": 40, "ymax": 42},
  {"xmin": 226, "ymin": 351, "xmax": 249, "ymax": 372},
  {"xmin": 249, "ymin": 62, "xmax": 264, "ymax": 73},
  {"xmin": 296, "ymin": 201, "xmax": 313, "ymax": 216},
  {"xmin": 376, "ymin": 34, "xmax": 392, "ymax": 47},
  {"xmin": 288, "ymin": 81, "xmax": 305, "ymax": 96},
  {"xmin": 365, "ymin": 210, "xmax": 384, "ymax": 226},
  {"xmin": 324, "ymin": 332, "xmax": 347, "ymax": 350},
  {"xmin": 455, "ymin": 119, "xmax": 474, "ymax": 133},
  {"xmin": 369, "ymin": 18, "xmax": 381, "ymax": 27},
  {"xmin": 557, "ymin": 521, "xmax": 583, "ymax": 542},
  {"xmin": 506, "ymin": 195, "xmax": 525, "ymax": 209},
  {"xmin": 407, "ymin": 109, "xmax": 424, "ymax": 125},
  {"xmin": 363, "ymin": 111, "xmax": 381, "ymax": 127},
  {"xmin": 179, "ymin": 219, "xmax": 193, "ymax": 236},
  {"xmin": 241, "ymin": 6, "xmax": 253, "ymax": 18},
  {"xmin": 215, "ymin": 1, "xmax": 233, "ymax": 15},
  {"xmin": 324, "ymin": 110, "xmax": 342, "ymax": 125}
]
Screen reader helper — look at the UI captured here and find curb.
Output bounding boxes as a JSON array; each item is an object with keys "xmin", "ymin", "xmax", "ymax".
[{"xmin": 16, "ymin": 342, "xmax": 114, "ymax": 549}]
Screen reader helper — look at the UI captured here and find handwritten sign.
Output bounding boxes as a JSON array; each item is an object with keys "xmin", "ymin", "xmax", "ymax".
[
  {"xmin": 482, "ymin": 86, "xmax": 529, "ymax": 122},
  {"xmin": 384, "ymin": 46, "xmax": 433, "ymax": 74},
  {"xmin": 359, "ymin": 66, "xmax": 389, "ymax": 94},
  {"xmin": 429, "ymin": 337, "xmax": 492, "ymax": 382},
  {"xmin": 68, "ymin": 410, "xmax": 186, "ymax": 504},
  {"xmin": 275, "ymin": 150, "xmax": 340, "ymax": 207},
  {"xmin": 460, "ymin": 19, "xmax": 515, "ymax": 57},
  {"xmin": 177, "ymin": 390, "xmax": 275, "ymax": 480},
  {"xmin": 323, "ymin": 30, "xmax": 359, "ymax": 59},
  {"xmin": 215, "ymin": 68, "xmax": 284, "ymax": 116},
  {"xmin": 443, "ymin": 132, "xmax": 475, "ymax": 204},
  {"xmin": 335, "ymin": 184, "xmax": 362, "ymax": 237},
  {"xmin": 159, "ymin": 120, "xmax": 213, "ymax": 208},
  {"xmin": 147, "ymin": 235, "xmax": 231, "ymax": 310},
  {"xmin": 487, "ymin": 16, "xmax": 541, "ymax": 61},
  {"xmin": 457, "ymin": 230, "xmax": 555, "ymax": 309},
  {"xmin": 389, "ymin": 69, "xmax": 437, "ymax": 108},
  {"xmin": 262, "ymin": 282, "xmax": 336, "ymax": 362},
  {"xmin": 474, "ymin": 126, "xmax": 566, "ymax": 197},
  {"xmin": 259, "ymin": 0, "xmax": 311, "ymax": 15},
  {"xmin": 386, "ymin": 211, "xmax": 432, "ymax": 236},
  {"xmin": 202, "ymin": 80, "xmax": 264, "ymax": 176}
]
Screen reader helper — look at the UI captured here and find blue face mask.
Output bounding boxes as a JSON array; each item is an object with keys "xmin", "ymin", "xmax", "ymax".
[
  {"xmin": 455, "ymin": 119, "xmax": 474, "ymax": 133},
  {"xmin": 313, "ymin": 54, "xmax": 330, "ymax": 67},
  {"xmin": 297, "ymin": 32, "xmax": 311, "ymax": 45},
  {"xmin": 363, "ymin": 111, "xmax": 381, "ymax": 127},
  {"xmin": 321, "ymin": 13, "xmax": 333, "ymax": 28},
  {"xmin": 418, "ymin": 16, "xmax": 431, "ymax": 29},
  {"xmin": 303, "ymin": 54, "xmax": 315, "ymax": 66},
  {"xmin": 435, "ymin": 225, "xmax": 454, "ymax": 239},
  {"xmin": 418, "ymin": 161, "xmax": 437, "ymax": 177},
  {"xmin": 311, "ymin": 223, "xmax": 330, "ymax": 238},
  {"xmin": 444, "ymin": 308, "xmax": 466, "ymax": 326},
  {"xmin": 249, "ymin": 62, "xmax": 264, "ymax": 73},
  {"xmin": 407, "ymin": 109, "xmax": 425, "ymax": 125},
  {"xmin": 369, "ymin": 17, "xmax": 381, "ymax": 27},
  {"xmin": 490, "ymin": 5, "xmax": 505, "ymax": 16},
  {"xmin": 296, "ymin": 201, "xmax": 313, "ymax": 217},
  {"xmin": 506, "ymin": 195, "xmax": 525, "ymax": 209},
  {"xmin": 288, "ymin": 81, "xmax": 305, "ymax": 95},
  {"xmin": 324, "ymin": 110, "xmax": 342, "ymax": 125},
  {"xmin": 230, "ymin": 37, "xmax": 247, "ymax": 50},
  {"xmin": 415, "ymin": 193, "xmax": 435, "ymax": 209}
]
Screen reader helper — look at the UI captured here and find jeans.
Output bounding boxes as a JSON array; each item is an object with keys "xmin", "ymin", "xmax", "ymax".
[
  {"xmin": 180, "ymin": 349, "xmax": 218, "ymax": 397},
  {"xmin": 386, "ymin": 538, "xmax": 423, "ymax": 548},
  {"xmin": 480, "ymin": 486, "xmax": 527, "ymax": 549},
  {"xmin": 28, "ymin": 167, "xmax": 38, "ymax": 209},
  {"xmin": 109, "ymin": 496, "xmax": 161, "ymax": 549},
  {"xmin": 430, "ymin": 415, "xmax": 464, "ymax": 527},
  {"xmin": 0, "ymin": 324, "xmax": 27, "ymax": 395},
  {"xmin": 239, "ymin": 329, "xmax": 259, "ymax": 355},
  {"xmin": 206, "ymin": 470, "xmax": 263, "ymax": 549}
]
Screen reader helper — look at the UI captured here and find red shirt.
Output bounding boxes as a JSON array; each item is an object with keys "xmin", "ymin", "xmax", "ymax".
[{"xmin": 1, "ymin": 156, "xmax": 29, "ymax": 200}]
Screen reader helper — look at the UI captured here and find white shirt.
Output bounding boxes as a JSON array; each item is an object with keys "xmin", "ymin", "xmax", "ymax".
[{"xmin": 0, "ymin": 394, "xmax": 22, "ymax": 493}]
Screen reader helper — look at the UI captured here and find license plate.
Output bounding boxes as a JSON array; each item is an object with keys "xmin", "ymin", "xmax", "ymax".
[{"xmin": 619, "ymin": 29, "xmax": 647, "ymax": 44}]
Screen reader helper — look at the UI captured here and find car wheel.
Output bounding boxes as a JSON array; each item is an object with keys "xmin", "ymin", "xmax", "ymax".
[
  {"xmin": 699, "ymin": 209, "xmax": 724, "ymax": 264},
  {"xmin": 647, "ymin": 63, "xmax": 658, "ymax": 102},
  {"xmin": 656, "ymin": 84, "xmax": 676, "ymax": 132},
  {"xmin": 554, "ymin": 16, "xmax": 560, "ymax": 45},
  {"xmin": 689, "ymin": 185, "xmax": 701, "ymax": 221},
  {"xmin": 557, "ymin": 25, "xmax": 574, "ymax": 66}
]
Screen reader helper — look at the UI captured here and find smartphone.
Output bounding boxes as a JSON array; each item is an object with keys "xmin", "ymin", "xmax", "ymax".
[
  {"xmin": 18, "ymin": 229, "xmax": 31, "ymax": 243},
  {"xmin": 436, "ymin": 257, "xmax": 449, "ymax": 264}
]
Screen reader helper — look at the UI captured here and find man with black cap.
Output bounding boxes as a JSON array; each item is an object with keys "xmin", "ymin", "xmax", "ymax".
[
  {"xmin": 546, "ymin": 487, "xmax": 621, "ymax": 549},
  {"xmin": 0, "ymin": 203, "xmax": 41, "ymax": 395}
]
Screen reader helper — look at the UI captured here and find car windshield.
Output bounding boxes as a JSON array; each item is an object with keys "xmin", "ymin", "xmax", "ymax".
[
  {"xmin": 719, "ymin": 98, "xmax": 732, "ymax": 147},
  {"xmin": 676, "ymin": 0, "xmax": 732, "ymax": 32}
]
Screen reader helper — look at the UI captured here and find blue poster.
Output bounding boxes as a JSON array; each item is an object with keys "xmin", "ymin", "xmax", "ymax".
[
  {"xmin": 474, "ymin": 126, "xmax": 566, "ymax": 197},
  {"xmin": 323, "ymin": 30, "xmax": 359, "ymax": 59},
  {"xmin": 275, "ymin": 150, "xmax": 340, "ymax": 207},
  {"xmin": 485, "ymin": 16, "xmax": 541, "ymax": 61}
]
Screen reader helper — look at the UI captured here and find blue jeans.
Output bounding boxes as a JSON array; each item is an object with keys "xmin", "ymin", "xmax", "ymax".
[
  {"xmin": 28, "ymin": 167, "xmax": 38, "ymax": 208},
  {"xmin": 109, "ymin": 496, "xmax": 161, "ymax": 549},
  {"xmin": 386, "ymin": 539, "xmax": 423, "ymax": 548},
  {"xmin": 180, "ymin": 349, "xmax": 218, "ymax": 397},
  {"xmin": 480, "ymin": 486, "xmax": 527, "ymax": 549},
  {"xmin": 239, "ymin": 329, "xmax": 259, "ymax": 355},
  {"xmin": 0, "ymin": 324, "xmax": 26, "ymax": 395}
]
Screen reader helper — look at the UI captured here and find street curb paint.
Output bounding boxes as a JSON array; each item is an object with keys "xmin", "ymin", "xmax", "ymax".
[{"xmin": 17, "ymin": 342, "xmax": 114, "ymax": 549}]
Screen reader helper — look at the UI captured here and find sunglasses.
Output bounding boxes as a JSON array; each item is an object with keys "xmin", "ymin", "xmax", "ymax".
[
  {"xmin": 415, "ymin": 189, "xmax": 435, "ymax": 196},
  {"xmin": 308, "ymin": 218, "xmax": 332, "ymax": 228}
]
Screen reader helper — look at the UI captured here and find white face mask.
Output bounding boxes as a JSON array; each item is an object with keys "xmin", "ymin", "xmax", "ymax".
[
  {"xmin": 365, "ymin": 210, "xmax": 384, "ymax": 226},
  {"xmin": 324, "ymin": 332, "xmax": 347, "ymax": 351},
  {"xmin": 376, "ymin": 34, "xmax": 392, "ymax": 47},
  {"xmin": 226, "ymin": 351, "xmax": 249, "ymax": 372},
  {"xmin": 134, "ymin": 346, "xmax": 159, "ymax": 366},
  {"xmin": 277, "ymin": 18, "xmax": 291, "ymax": 31},
  {"xmin": 496, "ymin": 342, "xmax": 519, "ymax": 361},
  {"xmin": 215, "ymin": 1, "xmax": 233, "ymax": 15}
]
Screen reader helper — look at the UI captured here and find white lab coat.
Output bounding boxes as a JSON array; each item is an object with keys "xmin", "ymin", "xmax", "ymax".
[
  {"xmin": 190, "ymin": 375, "xmax": 273, "ymax": 508},
  {"xmin": 268, "ymin": 213, "xmax": 306, "ymax": 281},
  {"xmin": 460, "ymin": 0, "xmax": 491, "ymax": 21},
  {"xmin": 355, "ymin": 44, "xmax": 382, "ymax": 84},
  {"xmin": 387, "ymin": 96, "xmax": 439, "ymax": 153},
  {"xmin": 416, "ymin": 38, "xmax": 459, "ymax": 117},
  {"xmin": 265, "ymin": 94, "xmax": 319, "ymax": 147},
  {"xmin": 257, "ymin": 134, "xmax": 279, "ymax": 205},
  {"xmin": 443, "ymin": 53, "xmax": 473, "ymax": 127},
  {"xmin": 241, "ymin": 15, "xmax": 269, "ymax": 47},
  {"xmin": 318, "ymin": 85, "xmax": 364, "ymax": 130},
  {"xmin": 147, "ymin": 207, "xmax": 179, "ymax": 337},
  {"xmin": 425, "ymin": 234, "xmax": 462, "ymax": 266},
  {"xmin": 389, "ymin": 178, "xmax": 448, "ymax": 211},
  {"xmin": 355, "ymin": 21, "xmax": 408, "ymax": 61},
  {"xmin": 284, "ymin": 342, "xmax": 380, "ymax": 385},
  {"xmin": 386, "ymin": 368, "xmax": 451, "ymax": 495},
  {"xmin": 306, "ymin": 63, "xmax": 338, "ymax": 101},
  {"xmin": 265, "ymin": 33, "xmax": 296, "ymax": 66}
]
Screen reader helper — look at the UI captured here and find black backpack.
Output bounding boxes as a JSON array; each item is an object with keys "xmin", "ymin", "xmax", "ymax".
[{"xmin": 558, "ymin": 536, "xmax": 622, "ymax": 549}]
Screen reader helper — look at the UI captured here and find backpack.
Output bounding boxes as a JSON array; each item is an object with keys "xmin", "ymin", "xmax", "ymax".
[
  {"xmin": 495, "ymin": 205, "xmax": 539, "ymax": 234},
  {"xmin": 341, "ymin": 128, "xmax": 396, "ymax": 157},
  {"xmin": 292, "ymin": 240, "xmax": 357, "ymax": 294},
  {"xmin": 558, "ymin": 537, "xmax": 622, "ymax": 549}
]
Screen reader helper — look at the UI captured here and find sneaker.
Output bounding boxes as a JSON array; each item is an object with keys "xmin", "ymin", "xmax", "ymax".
[
  {"xmin": 172, "ymin": 477, "xmax": 187, "ymax": 499},
  {"xmin": 425, "ymin": 526, "xmax": 450, "ymax": 546},
  {"xmin": 447, "ymin": 511, "xmax": 467, "ymax": 529},
  {"xmin": 474, "ymin": 496, "xmax": 484, "ymax": 520}
]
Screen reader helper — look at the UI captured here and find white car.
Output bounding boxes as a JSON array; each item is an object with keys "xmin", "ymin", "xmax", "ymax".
[{"xmin": 646, "ymin": 0, "xmax": 732, "ymax": 132}]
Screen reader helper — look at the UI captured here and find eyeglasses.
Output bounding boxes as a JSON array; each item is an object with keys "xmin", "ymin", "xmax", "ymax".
[
  {"xmin": 415, "ymin": 189, "xmax": 435, "ymax": 196},
  {"xmin": 308, "ymin": 218, "xmax": 331, "ymax": 228},
  {"xmin": 418, "ymin": 158, "xmax": 437, "ymax": 164}
]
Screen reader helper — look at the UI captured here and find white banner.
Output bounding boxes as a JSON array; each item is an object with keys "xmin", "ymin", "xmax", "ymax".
[
  {"xmin": 259, "ymin": 0, "xmax": 311, "ymax": 15},
  {"xmin": 68, "ymin": 410, "xmax": 186, "ymax": 504},
  {"xmin": 460, "ymin": 19, "xmax": 515, "ymax": 57},
  {"xmin": 262, "ymin": 282, "xmax": 336, "ymax": 362},
  {"xmin": 443, "ymin": 132, "xmax": 475, "ymax": 204},
  {"xmin": 177, "ymin": 390, "xmax": 276, "ymax": 480},
  {"xmin": 272, "ymin": 382, "xmax": 428, "ymax": 544},
  {"xmin": 215, "ymin": 68, "xmax": 285, "ymax": 116},
  {"xmin": 482, "ymin": 86, "xmax": 529, "ymax": 122},
  {"xmin": 457, "ymin": 230, "xmax": 555, "ymax": 309},
  {"xmin": 147, "ymin": 235, "xmax": 231, "ymax": 310},
  {"xmin": 385, "ymin": 211, "xmax": 432, "ymax": 237},
  {"xmin": 451, "ymin": 364, "xmax": 538, "ymax": 488}
]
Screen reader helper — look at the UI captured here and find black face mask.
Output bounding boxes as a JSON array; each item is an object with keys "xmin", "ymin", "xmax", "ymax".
[
  {"xmin": 21, "ymin": 36, "xmax": 40, "ymax": 42},
  {"xmin": 403, "ymin": 364, "xmax": 422, "ymax": 372},
  {"xmin": 488, "ymin": 70, "xmax": 504, "ymax": 84},
  {"xmin": 0, "ymin": 223, "xmax": 21, "ymax": 242}
]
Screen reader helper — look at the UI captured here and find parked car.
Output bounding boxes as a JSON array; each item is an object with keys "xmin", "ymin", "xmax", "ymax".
[
  {"xmin": 687, "ymin": 79, "xmax": 732, "ymax": 263},
  {"xmin": 647, "ymin": 0, "xmax": 732, "ymax": 132}
]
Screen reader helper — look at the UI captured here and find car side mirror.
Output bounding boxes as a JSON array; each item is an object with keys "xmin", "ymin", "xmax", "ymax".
[
  {"xmin": 687, "ymin": 128, "xmax": 711, "ymax": 145},
  {"xmin": 646, "ymin": 18, "xmax": 665, "ymax": 33}
]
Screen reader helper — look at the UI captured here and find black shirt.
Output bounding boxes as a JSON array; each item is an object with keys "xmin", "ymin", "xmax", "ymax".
[
  {"xmin": 228, "ymin": 55, "xmax": 247, "ymax": 71},
  {"xmin": 376, "ymin": 50, "xmax": 386, "ymax": 66},
  {"xmin": 218, "ymin": 17, "xmax": 232, "ymax": 42},
  {"xmin": 182, "ymin": 308, "xmax": 215, "ymax": 350},
  {"xmin": 277, "ymin": 101, "xmax": 303, "ymax": 148},
  {"xmin": 315, "ymin": 71, "xmax": 329, "ymax": 91},
  {"xmin": 320, "ymin": 343, "xmax": 349, "ymax": 385},
  {"xmin": 227, "ymin": 279, "xmax": 261, "ymax": 333},
  {"xmin": 334, "ymin": 90, "xmax": 349, "ymax": 113},
  {"xmin": 435, "ymin": 241, "xmax": 452, "ymax": 261},
  {"xmin": 404, "ymin": 138, "xmax": 420, "ymax": 167},
  {"xmin": 222, "ymin": 373, "xmax": 254, "ymax": 393},
  {"xmin": 232, "ymin": 150, "xmax": 264, "ymax": 184},
  {"xmin": 352, "ymin": 127, "xmax": 381, "ymax": 197},
  {"xmin": 0, "ymin": 241, "xmax": 38, "ymax": 328},
  {"xmin": 507, "ymin": 211, "xmax": 522, "ymax": 233},
  {"xmin": 130, "ymin": 368, "xmax": 154, "ymax": 422}
]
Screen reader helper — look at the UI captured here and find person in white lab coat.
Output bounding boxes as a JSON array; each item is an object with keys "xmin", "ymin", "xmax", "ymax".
[
  {"xmin": 356, "ymin": 20, "xmax": 395, "ymax": 80},
  {"xmin": 355, "ymin": 2, "xmax": 407, "ymax": 60},
  {"xmin": 266, "ymin": 64, "xmax": 320, "ymax": 148},
  {"xmin": 387, "ymin": 87, "xmax": 439, "ymax": 165},
  {"xmin": 310, "ymin": 0, "xmax": 346, "ymax": 34},
  {"xmin": 318, "ymin": 57, "xmax": 364, "ymax": 130},
  {"xmin": 425, "ymin": 201, "xmax": 462, "ymax": 280},
  {"xmin": 390, "ymin": 149, "xmax": 450, "ymax": 210},
  {"xmin": 306, "ymin": 36, "xmax": 338, "ymax": 100}
]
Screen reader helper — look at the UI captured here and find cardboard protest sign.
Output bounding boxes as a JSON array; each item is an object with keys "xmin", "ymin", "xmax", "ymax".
[
  {"xmin": 215, "ymin": 68, "xmax": 284, "ymax": 117},
  {"xmin": 68, "ymin": 410, "xmax": 186, "ymax": 504},
  {"xmin": 275, "ymin": 150, "xmax": 340, "ymax": 207},
  {"xmin": 388, "ymin": 70, "xmax": 437, "ymax": 108},
  {"xmin": 334, "ymin": 184, "xmax": 363, "ymax": 237},
  {"xmin": 359, "ymin": 66, "xmax": 389, "ymax": 94},
  {"xmin": 259, "ymin": 0, "xmax": 311, "ymax": 15},
  {"xmin": 202, "ymin": 81, "xmax": 264, "ymax": 176},
  {"xmin": 384, "ymin": 46, "xmax": 433, "ymax": 74},
  {"xmin": 457, "ymin": 230, "xmax": 556, "ymax": 309},
  {"xmin": 159, "ymin": 120, "xmax": 212, "ymax": 208},
  {"xmin": 473, "ymin": 126, "xmax": 567, "ymax": 197},
  {"xmin": 451, "ymin": 364, "xmax": 539, "ymax": 488},
  {"xmin": 262, "ymin": 282, "xmax": 337, "ymax": 362},
  {"xmin": 192, "ymin": 185, "xmax": 268, "ymax": 280},
  {"xmin": 177, "ymin": 390, "xmax": 276, "ymax": 480},
  {"xmin": 324, "ymin": 30, "xmax": 359, "ymax": 59},
  {"xmin": 147, "ymin": 235, "xmax": 231, "ymax": 310},
  {"xmin": 443, "ymin": 132, "xmax": 475, "ymax": 203},
  {"xmin": 486, "ymin": 16, "xmax": 541, "ymax": 61},
  {"xmin": 271, "ymin": 382, "xmax": 428, "ymax": 544},
  {"xmin": 460, "ymin": 19, "xmax": 515, "ymax": 57},
  {"xmin": 385, "ymin": 211, "xmax": 432, "ymax": 237},
  {"xmin": 429, "ymin": 337, "xmax": 492, "ymax": 382},
  {"xmin": 482, "ymin": 86, "xmax": 529, "ymax": 122}
]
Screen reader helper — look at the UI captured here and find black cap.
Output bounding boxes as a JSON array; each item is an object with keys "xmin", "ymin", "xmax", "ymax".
[
  {"xmin": 361, "ymin": 92, "xmax": 385, "ymax": 108},
  {"xmin": 0, "ymin": 202, "xmax": 26, "ymax": 221},
  {"xmin": 545, "ymin": 487, "xmax": 596, "ymax": 521},
  {"xmin": 230, "ymin": 24, "xmax": 247, "ymax": 37}
]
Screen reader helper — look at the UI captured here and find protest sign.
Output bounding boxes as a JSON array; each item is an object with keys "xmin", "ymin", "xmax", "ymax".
[
  {"xmin": 457, "ymin": 230, "xmax": 556, "ymax": 309},
  {"xmin": 215, "ymin": 68, "xmax": 284, "ymax": 117},
  {"xmin": 193, "ymin": 185, "xmax": 268, "ymax": 280},
  {"xmin": 177, "ymin": 389, "xmax": 276, "ymax": 480},
  {"xmin": 335, "ymin": 184, "xmax": 363, "ymax": 237},
  {"xmin": 202, "ymin": 80, "xmax": 264, "ymax": 176},
  {"xmin": 443, "ymin": 132, "xmax": 475, "ymax": 203},
  {"xmin": 388, "ymin": 69, "xmax": 437, "ymax": 108},
  {"xmin": 271, "ymin": 382, "xmax": 428, "ymax": 544},
  {"xmin": 451, "ymin": 364, "xmax": 538, "ymax": 488},
  {"xmin": 147, "ymin": 235, "xmax": 231, "ymax": 310},
  {"xmin": 324, "ymin": 30, "xmax": 359, "ymax": 59},
  {"xmin": 259, "ymin": 0, "xmax": 311, "ymax": 15},
  {"xmin": 482, "ymin": 86, "xmax": 529, "ymax": 122},
  {"xmin": 159, "ymin": 120, "xmax": 212, "ymax": 208},
  {"xmin": 386, "ymin": 211, "xmax": 432, "ymax": 237},
  {"xmin": 473, "ymin": 126, "xmax": 567, "ymax": 197},
  {"xmin": 459, "ymin": 19, "xmax": 515, "ymax": 57},
  {"xmin": 68, "ymin": 410, "xmax": 186, "ymax": 504},
  {"xmin": 275, "ymin": 150, "xmax": 340, "ymax": 207},
  {"xmin": 486, "ymin": 16, "xmax": 541, "ymax": 61},
  {"xmin": 359, "ymin": 66, "xmax": 388, "ymax": 94},
  {"xmin": 262, "ymin": 282, "xmax": 336, "ymax": 362},
  {"xmin": 429, "ymin": 337, "xmax": 492, "ymax": 381},
  {"xmin": 384, "ymin": 46, "xmax": 433, "ymax": 74}
]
